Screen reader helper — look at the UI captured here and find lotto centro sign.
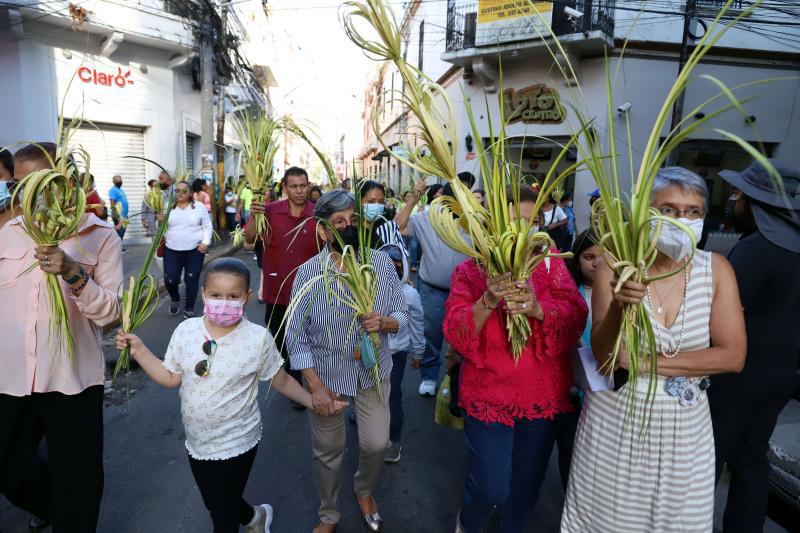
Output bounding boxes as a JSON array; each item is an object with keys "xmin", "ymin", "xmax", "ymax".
[{"xmin": 77, "ymin": 66, "xmax": 134, "ymax": 88}]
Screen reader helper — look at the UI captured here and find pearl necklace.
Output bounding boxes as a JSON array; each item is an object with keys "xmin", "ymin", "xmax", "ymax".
[{"xmin": 645, "ymin": 262, "xmax": 691, "ymax": 359}]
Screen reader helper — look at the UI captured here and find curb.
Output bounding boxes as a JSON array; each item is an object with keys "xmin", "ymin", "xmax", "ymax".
[{"xmin": 102, "ymin": 243, "xmax": 242, "ymax": 336}]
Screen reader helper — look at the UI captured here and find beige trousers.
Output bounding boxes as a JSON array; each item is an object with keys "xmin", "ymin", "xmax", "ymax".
[{"xmin": 309, "ymin": 381, "xmax": 390, "ymax": 525}]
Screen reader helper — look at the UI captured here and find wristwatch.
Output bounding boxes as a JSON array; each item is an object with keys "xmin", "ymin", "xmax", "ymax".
[{"xmin": 63, "ymin": 268, "xmax": 85, "ymax": 285}]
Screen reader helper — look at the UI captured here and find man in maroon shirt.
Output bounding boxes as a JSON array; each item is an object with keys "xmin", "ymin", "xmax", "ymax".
[{"xmin": 244, "ymin": 167, "xmax": 320, "ymax": 397}]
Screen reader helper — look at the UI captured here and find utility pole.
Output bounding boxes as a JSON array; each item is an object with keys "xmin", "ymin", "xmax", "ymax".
[
  {"xmin": 215, "ymin": 0, "xmax": 229, "ymax": 230},
  {"xmin": 668, "ymin": 0, "xmax": 697, "ymax": 165},
  {"xmin": 200, "ymin": 10, "xmax": 217, "ymax": 223}
]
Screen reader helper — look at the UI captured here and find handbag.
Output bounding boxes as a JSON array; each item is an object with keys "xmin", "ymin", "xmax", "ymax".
[
  {"xmin": 358, "ymin": 332, "xmax": 378, "ymax": 370},
  {"xmin": 434, "ymin": 375, "xmax": 464, "ymax": 430},
  {"xmin": 156, "ymin": 238, "xmax": 166, "ymax": 258}
]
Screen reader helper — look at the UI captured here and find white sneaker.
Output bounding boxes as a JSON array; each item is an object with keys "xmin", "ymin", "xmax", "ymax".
[
  {"xmin": 418, "ymin": 380, "xmax": 437, "ymax": 397},
  {"xmin": 245, "ymin": 503, "xmax": 273, "ymax": 533},
  {"xmin": 384, "ymin": 441, "xmax": 402, "ymax": 463}
]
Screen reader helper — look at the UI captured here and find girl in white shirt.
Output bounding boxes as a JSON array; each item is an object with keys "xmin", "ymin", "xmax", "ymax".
[{"xmin": 116, "ymin": 258, "xmax": 347, "ymax": 533}]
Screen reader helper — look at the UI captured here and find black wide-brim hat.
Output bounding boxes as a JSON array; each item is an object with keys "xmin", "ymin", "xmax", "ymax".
[
  {"xmin": 719, "ymin": 159, "xmax": 800, "ymax": 253},
  {"xmin": 719, "ymin": 159, "xmax": 800, "ymax": 210}
]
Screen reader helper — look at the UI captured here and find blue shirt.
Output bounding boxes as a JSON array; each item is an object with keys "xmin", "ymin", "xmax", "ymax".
[{"xmin": 108, "ymin": 185, "xmax": 129, "ymax": 218}]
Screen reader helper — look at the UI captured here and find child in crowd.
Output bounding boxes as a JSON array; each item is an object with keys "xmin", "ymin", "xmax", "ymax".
[
  {"xmin": 555, "ymin": 229, "xmax": 600, "ymax": 490},
  {"xmin": 380, "ymin": 244, "xmax": 425, "ymax": 463},
  {"xmin": 116, "ymin": 257, "xmax": 347, "ymax": 533}
]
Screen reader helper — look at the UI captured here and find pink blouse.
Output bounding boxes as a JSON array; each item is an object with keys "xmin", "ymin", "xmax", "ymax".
[{"xmin": 0, "ymin": 214, "xmax": 122, "ymax": 396}]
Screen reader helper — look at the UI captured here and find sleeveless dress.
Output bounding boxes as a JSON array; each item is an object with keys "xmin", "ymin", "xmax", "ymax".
[{"xmin": 561, "ymin": 250, "xmax": 715, "ymax": 532}]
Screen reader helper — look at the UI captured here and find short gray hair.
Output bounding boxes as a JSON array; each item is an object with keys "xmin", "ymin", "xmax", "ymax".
[
  {"xmin": 651, "ymin": 166, "xmax": 709, "ymax": 208},
  {"xmin": 314, "ymin": 189, "xmax": 355, "ymax": 220}
]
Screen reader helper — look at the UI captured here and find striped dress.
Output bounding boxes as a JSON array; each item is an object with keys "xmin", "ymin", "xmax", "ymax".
[{"xmin": 561, "ymin": 250, "xmax": 715, "ymax": 532}]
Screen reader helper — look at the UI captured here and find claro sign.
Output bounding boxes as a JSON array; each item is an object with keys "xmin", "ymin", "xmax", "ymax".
[{"xmin": 77, "ymin": 66, "xmax": 134, "ymax": 88}]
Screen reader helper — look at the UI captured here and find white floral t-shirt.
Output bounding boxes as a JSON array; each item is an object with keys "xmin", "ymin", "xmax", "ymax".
[{"xmin": 162, "ymin": 317, "xmax": 283, "ymax": 460}]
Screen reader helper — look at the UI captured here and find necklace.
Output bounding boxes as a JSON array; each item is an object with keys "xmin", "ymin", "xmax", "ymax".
[
  {"xmin": 649, "ymin": 277, "xmax": 682, "ymax": 315},
  {"xmin": 645, "ymin": 262, "xmax": 691, "ymax": 359}
]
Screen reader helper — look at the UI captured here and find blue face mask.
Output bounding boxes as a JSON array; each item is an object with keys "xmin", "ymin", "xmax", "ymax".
[
  {"xmin": 0, "ymin": 181, "xmax": 11, "ymax": 212},
  {"xmin": 363, "ymin": 203, "xmax": 385, "ymax": 222}
]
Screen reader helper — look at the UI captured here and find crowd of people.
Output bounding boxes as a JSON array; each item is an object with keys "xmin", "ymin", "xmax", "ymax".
[{"xmin": 0, "ymin": 140, "xmax": 799, "ymax": 533}]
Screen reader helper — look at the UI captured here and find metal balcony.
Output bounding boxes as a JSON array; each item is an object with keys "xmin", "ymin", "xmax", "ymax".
[{"xmin": 443, "ymin": 0, "xmax": 616, "ymax": 67}]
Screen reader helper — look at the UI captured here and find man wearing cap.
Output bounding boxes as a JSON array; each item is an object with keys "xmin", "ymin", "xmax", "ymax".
[{"xmin": 710, "ymin": 159, "xmax": 800, "ymax": 532}]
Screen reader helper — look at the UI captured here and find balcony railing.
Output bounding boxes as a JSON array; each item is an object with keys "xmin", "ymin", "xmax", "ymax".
[{"xmin": 445, "ymin": 0, "xmax": 616, "ymax": 53}]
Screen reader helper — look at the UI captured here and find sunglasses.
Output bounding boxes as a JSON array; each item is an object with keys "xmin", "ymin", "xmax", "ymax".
[{"xmin": 194, "ymin": 338, "xmax": 217, "ymax": 377}]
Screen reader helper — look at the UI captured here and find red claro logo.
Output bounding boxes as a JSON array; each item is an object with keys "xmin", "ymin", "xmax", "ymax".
[{"xmin": 77, "ymin": 66, "xmax": 133, "ymax": 88}]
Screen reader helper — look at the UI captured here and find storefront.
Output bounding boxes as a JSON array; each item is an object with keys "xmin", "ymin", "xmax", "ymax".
[{"xmin": 0, "ymin": 16, "xmax": 204, "ymax": 244}]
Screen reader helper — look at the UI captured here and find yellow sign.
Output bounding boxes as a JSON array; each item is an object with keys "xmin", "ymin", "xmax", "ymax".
[{"xmin": 477, "ymin": 1, "xmax": 552, "ymax": 24}]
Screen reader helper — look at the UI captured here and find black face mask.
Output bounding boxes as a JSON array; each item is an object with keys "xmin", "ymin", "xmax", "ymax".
[
  {"xmin": 723, "ymin": 197, "xmax": 736, "ymax": 220},
  {"xmin": 159, "ymin": 182, "xmax": 169, "ymax": 191},
  {"xmin": 331, "ymin": 225, "xmax": 360, "ymax": 253},
  {"xmin": 114, "ymin": 181, "xmax": 123, "ymax": 188}
]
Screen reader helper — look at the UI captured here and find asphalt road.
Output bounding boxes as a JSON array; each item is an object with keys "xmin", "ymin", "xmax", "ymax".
[{"xmin": 0, "ymin": 250, "xmax": 793, "ymax": 532}]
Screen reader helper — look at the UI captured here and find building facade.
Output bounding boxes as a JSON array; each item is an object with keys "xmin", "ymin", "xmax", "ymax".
[
  {"xmin": 360, "ymin": 0, "xmax": 800, "ymax": 231},
  {"xmin": 0, "ymin": 0, "xmax": 270, "ymax": 242}
]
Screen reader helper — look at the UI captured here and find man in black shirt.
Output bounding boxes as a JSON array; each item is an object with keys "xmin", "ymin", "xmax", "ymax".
[{"xmin": 710, "ymin": 159, "xmax": 800, "ymax": 532}]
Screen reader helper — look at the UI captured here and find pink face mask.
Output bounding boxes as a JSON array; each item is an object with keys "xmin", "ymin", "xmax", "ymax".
[{"xmin": 203, "ymin": 299, "xmax": 244, "ymax": 326}]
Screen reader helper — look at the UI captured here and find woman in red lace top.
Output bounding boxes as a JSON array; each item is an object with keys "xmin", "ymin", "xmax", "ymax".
[{"xmin": 444, "ymin": 185, "xmax": 587, "ymax": 533}]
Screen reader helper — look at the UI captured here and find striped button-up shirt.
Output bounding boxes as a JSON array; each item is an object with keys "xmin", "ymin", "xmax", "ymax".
[
  {"xmin": 288, "ymin": 247, "xmax": 410, "ymax": 396},
  {"xmin": 372, "ymin": 220, "xmax": 407, "ymax": 257}
]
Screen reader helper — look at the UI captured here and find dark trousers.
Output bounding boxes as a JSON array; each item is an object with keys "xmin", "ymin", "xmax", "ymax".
[
  {"xmin": 389, "ymin": 351, "xmax": 408, "ymax": 442},
  {"xmin": 225, "ymin": 212, "xmax": 237, "ymax": 232},
  {"xmin": 710, "ymin": 388, "xmax": 793, "ymax": 533},
  {"xmin": 265, "ymin": 302, "xmax": 301, "ymax": 383},
  {"xmin": 116, "ymin": 225, "xmax": 126, "ymax": 241},
  {"xmin": 163, "ymin": 247, "xmax": 204, "ymax": 312},
  {"xmin": 0, "ymin": 386, "xmax": 104, "ymax": 533},
  {"xmin": 553, "ymin": 402, "xmax": 581, "ymax": 492},
  {"xmin": 460, "ymin": 414, "xmax": 555, "ymax": 533},
  {"xmin": 188, "ymin": 445, "xmax": 257, "ymax": 533}
]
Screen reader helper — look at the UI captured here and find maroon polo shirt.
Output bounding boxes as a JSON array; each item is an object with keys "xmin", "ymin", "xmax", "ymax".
[{"xmin": 260, "ymin": 199, "xmax": 320, "ymax": 306}]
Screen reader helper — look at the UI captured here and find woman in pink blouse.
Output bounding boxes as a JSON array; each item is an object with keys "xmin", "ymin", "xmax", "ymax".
[
  {"xmin": 0, "ymin": 143, "xmax": 122, "ymax": 531},
  {"xmin": 444, "ymin": 185, "xmax": 587, "ymax": 533}
]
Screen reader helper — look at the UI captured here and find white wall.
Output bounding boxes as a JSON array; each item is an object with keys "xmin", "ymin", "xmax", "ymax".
[
  {"xmin": 0, "ymin": 17, "xmax": 202, "ymax": 182},
  {"xmin": 445, "ymin": 53, "xmax": 800, "ymax": 230},
  {"xmin": 615, "ymin": 4, "xmax": 800, "ymax": 55}
]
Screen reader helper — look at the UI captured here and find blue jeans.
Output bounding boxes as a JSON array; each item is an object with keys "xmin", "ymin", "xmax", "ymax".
[
  {"xmin": 389, "ymin": 351, "xmax": 408, "ymax": 442},
  {"xmin": 163, "ymin": 247, "xmax": 205, "ymax": 312},
  {"xmin": 460, "ymin": 415, "xmax": 555, "ymax": 533},
  {"xmin": 403, "ymin": 235, "xmax": 419, "ymax": 267},
  {"xmin": 418, "ymin": 280, "xmax": 448, "ymax": 382}
]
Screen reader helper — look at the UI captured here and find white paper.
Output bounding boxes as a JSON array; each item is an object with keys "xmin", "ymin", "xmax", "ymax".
[{"xmin": 578, "ymin": 346, "xmax": 613, "ymax": 392}]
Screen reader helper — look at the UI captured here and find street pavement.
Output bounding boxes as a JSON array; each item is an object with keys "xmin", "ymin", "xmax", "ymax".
[{"xmin": 1, "ymin": 248, "xmax": 795, "ymax": 532}]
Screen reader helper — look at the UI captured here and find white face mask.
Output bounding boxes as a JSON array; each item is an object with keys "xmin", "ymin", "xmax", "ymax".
[{"xmin": 653, "ymin": 218, "xmax": 703, "ymax": 262}]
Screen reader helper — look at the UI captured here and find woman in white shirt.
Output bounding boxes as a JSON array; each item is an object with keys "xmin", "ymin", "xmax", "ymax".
[
  {"xmin": 224, "ymin": 185, "xmax": 238, "ymax": 232},
  {"xmin": 542, "ymin": 195, "xmax": 572, "ymax": 251},
  {"xmin": 157, "ymin": 181, "xmax": 212, "ymax": 318}
]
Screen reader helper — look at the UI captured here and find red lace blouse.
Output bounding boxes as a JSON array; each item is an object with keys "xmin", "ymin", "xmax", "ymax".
[{"xmin": 444, "ymin": 258, "xmax": 588, "ymax": 426}]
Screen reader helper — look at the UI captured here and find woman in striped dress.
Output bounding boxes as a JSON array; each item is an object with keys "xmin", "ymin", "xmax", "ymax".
[{"xmin": 561, "ymin": 168, "xmax": 747, "ymax": 532}]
